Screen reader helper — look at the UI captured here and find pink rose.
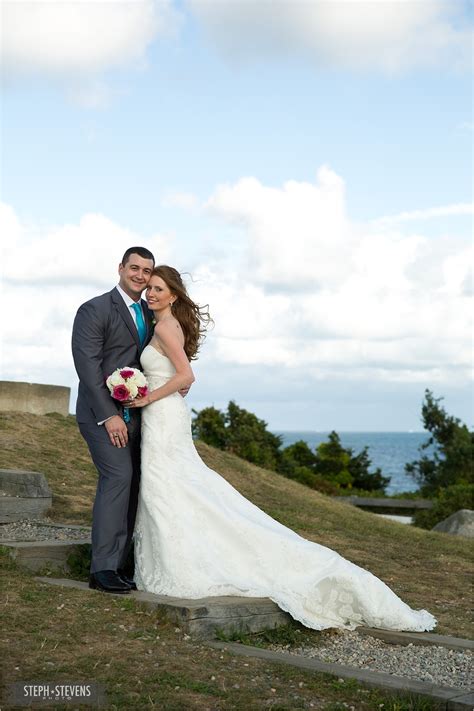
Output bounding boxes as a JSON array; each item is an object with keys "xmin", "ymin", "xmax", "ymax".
[
  {"xmin": 112, "ymin": 384, "xmax": 130, "ymax": 402},
  {"xmin": 120, "ymin": 369, "xmax": 135, "ymax": 380},
  {"xmin": 138, "ymin": 386, "xmax": 148, "ymax": 397}
]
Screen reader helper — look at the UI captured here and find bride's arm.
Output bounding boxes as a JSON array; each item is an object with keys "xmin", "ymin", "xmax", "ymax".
[{"xmin": 129, "ymin": 321, "xmax": 195, "ymax": 407}]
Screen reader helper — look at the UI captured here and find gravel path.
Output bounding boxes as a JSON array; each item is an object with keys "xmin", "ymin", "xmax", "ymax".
[
  {"xmin": 270, "ymin": 630, "xmax": 473, "ymax": 690},
  {"xmin": 0, "ymin": 519, "xmax": 91, "ymax": 541}
]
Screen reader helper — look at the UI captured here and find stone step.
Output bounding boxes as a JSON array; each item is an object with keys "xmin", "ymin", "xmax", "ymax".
[
  {"xmin": 35, "ymin": 576, "xmax": 291, "ymax": 640},
  {"xmin": 0, "ymin": 470, "xmax": 53, "ymax": 523},
  {"xmin": 3, "ymin": 539, "xmax": 90, "ymax": 572},
  {"xmin": 0, "ymin": 497, "xmax": 53, "ymax": 523}
]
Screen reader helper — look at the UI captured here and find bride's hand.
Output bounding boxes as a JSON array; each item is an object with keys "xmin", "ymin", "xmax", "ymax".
[{"xmin": 123, "ymin": 395, "xmax": 151, "ymax": 408}]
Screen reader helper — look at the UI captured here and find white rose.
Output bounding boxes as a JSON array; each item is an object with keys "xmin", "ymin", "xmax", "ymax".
[{"xmin": 127, "ymin": 383, "xmax": 139, "ymax": 399}]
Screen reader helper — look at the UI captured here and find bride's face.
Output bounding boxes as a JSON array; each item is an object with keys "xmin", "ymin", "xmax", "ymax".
[{"xmin": 146, "ymin": 275, "xmax": 176, "ymax": 313}]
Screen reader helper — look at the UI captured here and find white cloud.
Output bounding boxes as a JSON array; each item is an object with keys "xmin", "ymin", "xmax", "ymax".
[
  {"xmin": 205, "ymin": 166, "xmax": 353, "ymax": 290},
  {"xmin": 187, "ymin": 0, "xmax": 472, "ymax": 73},
  {"xmin": 373, "ymin": 202, "xmax": 474, "ymax": 224},
  {"xmin": 1, "ymin": 0, "xmax": 181, "ymax": 104},
  {"xmin": 191, "ymin": 167, "xmax": 473, "ymax": 385}
]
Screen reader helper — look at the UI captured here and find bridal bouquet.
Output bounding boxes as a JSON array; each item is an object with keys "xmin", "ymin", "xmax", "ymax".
[{"xmin": 106, "ymin": 367, "xmax": 148, "ymax": 403}]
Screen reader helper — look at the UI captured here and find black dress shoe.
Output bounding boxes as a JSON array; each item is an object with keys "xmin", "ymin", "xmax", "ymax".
[
  {"xmin": 89, "ymin": 570, "xmax": 131, "ymax": 594},
  {"xmin": 118, "ymin": 570, "xmax": 137, "ymax": 590}
]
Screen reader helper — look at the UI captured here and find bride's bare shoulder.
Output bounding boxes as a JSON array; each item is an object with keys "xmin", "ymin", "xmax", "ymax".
[
  {"xmin": 155, "ymin": 317, "xmax": 181, "ymax": 334},
  {"xmin": 154, "ymin": 318, "xmax": 184, "ymax": 345}
]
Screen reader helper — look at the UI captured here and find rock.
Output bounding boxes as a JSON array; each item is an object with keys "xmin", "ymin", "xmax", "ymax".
[{"xmin": 432, "ymin": 509, "xmax": 474, "ymax": 538}]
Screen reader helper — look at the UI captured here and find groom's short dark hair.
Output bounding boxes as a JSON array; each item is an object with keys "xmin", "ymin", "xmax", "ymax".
[{"xmin": 121, "ymin": 246, "xmax": 155, "ymax": 266}]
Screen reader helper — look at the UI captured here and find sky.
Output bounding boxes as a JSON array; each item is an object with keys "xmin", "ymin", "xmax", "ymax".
[{"xmin": 1, "ymin": 0, "xmax": 473, "ymax": 431}]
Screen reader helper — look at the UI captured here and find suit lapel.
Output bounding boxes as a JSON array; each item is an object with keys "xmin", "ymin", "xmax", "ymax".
[{"xmin": 111, "ymin": 287, "xmax": 141, "ymax": 348}]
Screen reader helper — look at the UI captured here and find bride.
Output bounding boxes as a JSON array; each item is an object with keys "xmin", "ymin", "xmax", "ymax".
[{"xmin": 125, "ymin": 265, "xmax": 436, "ymax": 632}]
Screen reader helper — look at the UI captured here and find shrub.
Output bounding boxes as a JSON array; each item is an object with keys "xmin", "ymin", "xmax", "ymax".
[
  {"xmin": 191, "ymin": 406, "xmax": 227, "ymax": 449},
  {"xmin": 348, "ymin": 446, "xmax": 390, "ymax": 492}
]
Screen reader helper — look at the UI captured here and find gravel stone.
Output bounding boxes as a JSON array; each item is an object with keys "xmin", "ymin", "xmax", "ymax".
[
  {"xmin": 0, "ymin": 518, "xmax": 91, "ymax": 541},
  {"xmin": 270, "ymin": 630, "xmax": 473, "ymax": 690}
]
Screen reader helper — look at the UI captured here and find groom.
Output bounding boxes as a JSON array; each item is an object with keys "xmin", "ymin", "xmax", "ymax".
[{"xmin": 72, "ymin": 246, "xmax": 155, "ymax": 593}]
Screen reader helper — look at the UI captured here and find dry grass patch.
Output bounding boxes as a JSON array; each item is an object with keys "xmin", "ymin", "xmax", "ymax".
[{"xmin": 1, "ymin": 550, "xmax": 439, "ymax": 710}]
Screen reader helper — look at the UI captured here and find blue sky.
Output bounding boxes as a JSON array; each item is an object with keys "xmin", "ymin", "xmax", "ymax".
[{"xmin": 1, "ymin": 0, "xmax": 473, "ymax": 430}]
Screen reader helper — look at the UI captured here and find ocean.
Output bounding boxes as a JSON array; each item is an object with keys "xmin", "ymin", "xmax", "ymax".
[{"xmin": 273, "ymin": 431, "xmax": 433, "ymax": 495}]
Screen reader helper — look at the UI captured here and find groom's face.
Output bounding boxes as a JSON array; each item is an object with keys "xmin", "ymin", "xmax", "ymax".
[{"xmin": 118, "ymin": 254, "xmax": 154, "ymax": 300}]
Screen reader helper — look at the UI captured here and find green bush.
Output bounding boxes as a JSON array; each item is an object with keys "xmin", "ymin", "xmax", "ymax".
[
  {"xmin": 348, "ymin": 446, "xmax": 390, "ymax": 492},
  {"xmin": 193, "ymin": 401, "xmax": 282, "ymax": 471},
  {"xmin": 412, "ymin": 483, "xmax": 474, "ymax": 530},
  {"xmin": 191, "ymin": 406, "xmax": 227, "ymax": 449}
]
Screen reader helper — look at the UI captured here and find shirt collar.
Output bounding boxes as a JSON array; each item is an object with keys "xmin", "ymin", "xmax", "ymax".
[{"xmin": 116, "ymin": 283, "xmax": 141, "ymax": 309}]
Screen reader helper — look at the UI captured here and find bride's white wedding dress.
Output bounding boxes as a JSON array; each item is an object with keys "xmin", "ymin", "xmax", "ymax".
[{"xmin": 133, "ymin": 345, "xmax": 436, "ymax": 632}]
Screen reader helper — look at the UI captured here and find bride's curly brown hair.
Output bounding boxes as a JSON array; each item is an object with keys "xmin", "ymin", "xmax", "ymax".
[{"xmin": 152, "ymin": 265, "xmax": 213, "ymax": 361}]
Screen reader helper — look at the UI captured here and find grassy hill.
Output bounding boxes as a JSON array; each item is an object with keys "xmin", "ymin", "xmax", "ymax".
[{"xmin": 1, "ymin": 412, "xmax": 471, "ymax": 639}]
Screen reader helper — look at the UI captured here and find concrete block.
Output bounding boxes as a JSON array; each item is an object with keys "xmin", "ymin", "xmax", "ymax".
[
  {"xmin": 0, "ymin": 470, "xmax": 52, "ymax": 497},
  {"xmin": 0, "ymin": 470, "xmax": 53, "ymax": 522},
  {"xmin": 0, "ymin": 496, "xmax": 53, "ymax": 523},
  {"xmin": 3, "ymin": 540, "xmax": 91, "ymax": 572},
  {"xmin": 448, "ymin": 692, "xmax": 474, "ymax": 709},
  {"xmin": 0, "ymin": 381, "xmax": 70, "ymax": 416}
]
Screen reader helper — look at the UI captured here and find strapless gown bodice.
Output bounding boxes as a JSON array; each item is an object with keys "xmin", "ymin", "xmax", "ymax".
[
  {"xmin": 141, "ymin": 344, "xmax": 176, "ymax": 383},
  {"xmin": 133, "ymin": 345, "xmax": 436, "ymax": 632},
  {"xmin": 139, "ymin": 344, "xmax": 192, "ymax": 446}
]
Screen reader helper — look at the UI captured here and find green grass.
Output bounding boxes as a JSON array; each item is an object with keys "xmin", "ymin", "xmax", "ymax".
[
  {"xmin": 1, "ymin": 549, "xmax": 443, "ymax": 710},
  {"xmin": 0, "ymin": 412, "xmax": 472, "ymax": 638}
]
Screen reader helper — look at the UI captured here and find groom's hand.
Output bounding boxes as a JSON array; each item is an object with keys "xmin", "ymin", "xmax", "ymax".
[{"xmin": 105, "ymin": 415, "xmax": 128, "ymax": 448}]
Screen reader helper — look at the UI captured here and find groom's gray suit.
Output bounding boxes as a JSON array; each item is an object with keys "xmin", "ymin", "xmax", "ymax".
[{"xmin": 72, "ymin": 287, "xmax": 153, "ymax": 574}]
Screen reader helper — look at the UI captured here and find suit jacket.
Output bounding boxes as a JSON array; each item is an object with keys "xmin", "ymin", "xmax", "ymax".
[{"xmin": 72, "ymin": 287, "xmax": 153, "ymax": 424}]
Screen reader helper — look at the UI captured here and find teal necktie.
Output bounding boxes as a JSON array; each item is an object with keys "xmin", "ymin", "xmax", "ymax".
[{"xmin": 131, "ymin": 302, "xmax": 146, "ymax": 345}]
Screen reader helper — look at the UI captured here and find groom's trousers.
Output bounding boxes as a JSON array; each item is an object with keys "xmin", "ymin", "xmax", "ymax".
[{"xmin": 79, "ymin": 410, "xmax": 141, "ymax": 574}]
